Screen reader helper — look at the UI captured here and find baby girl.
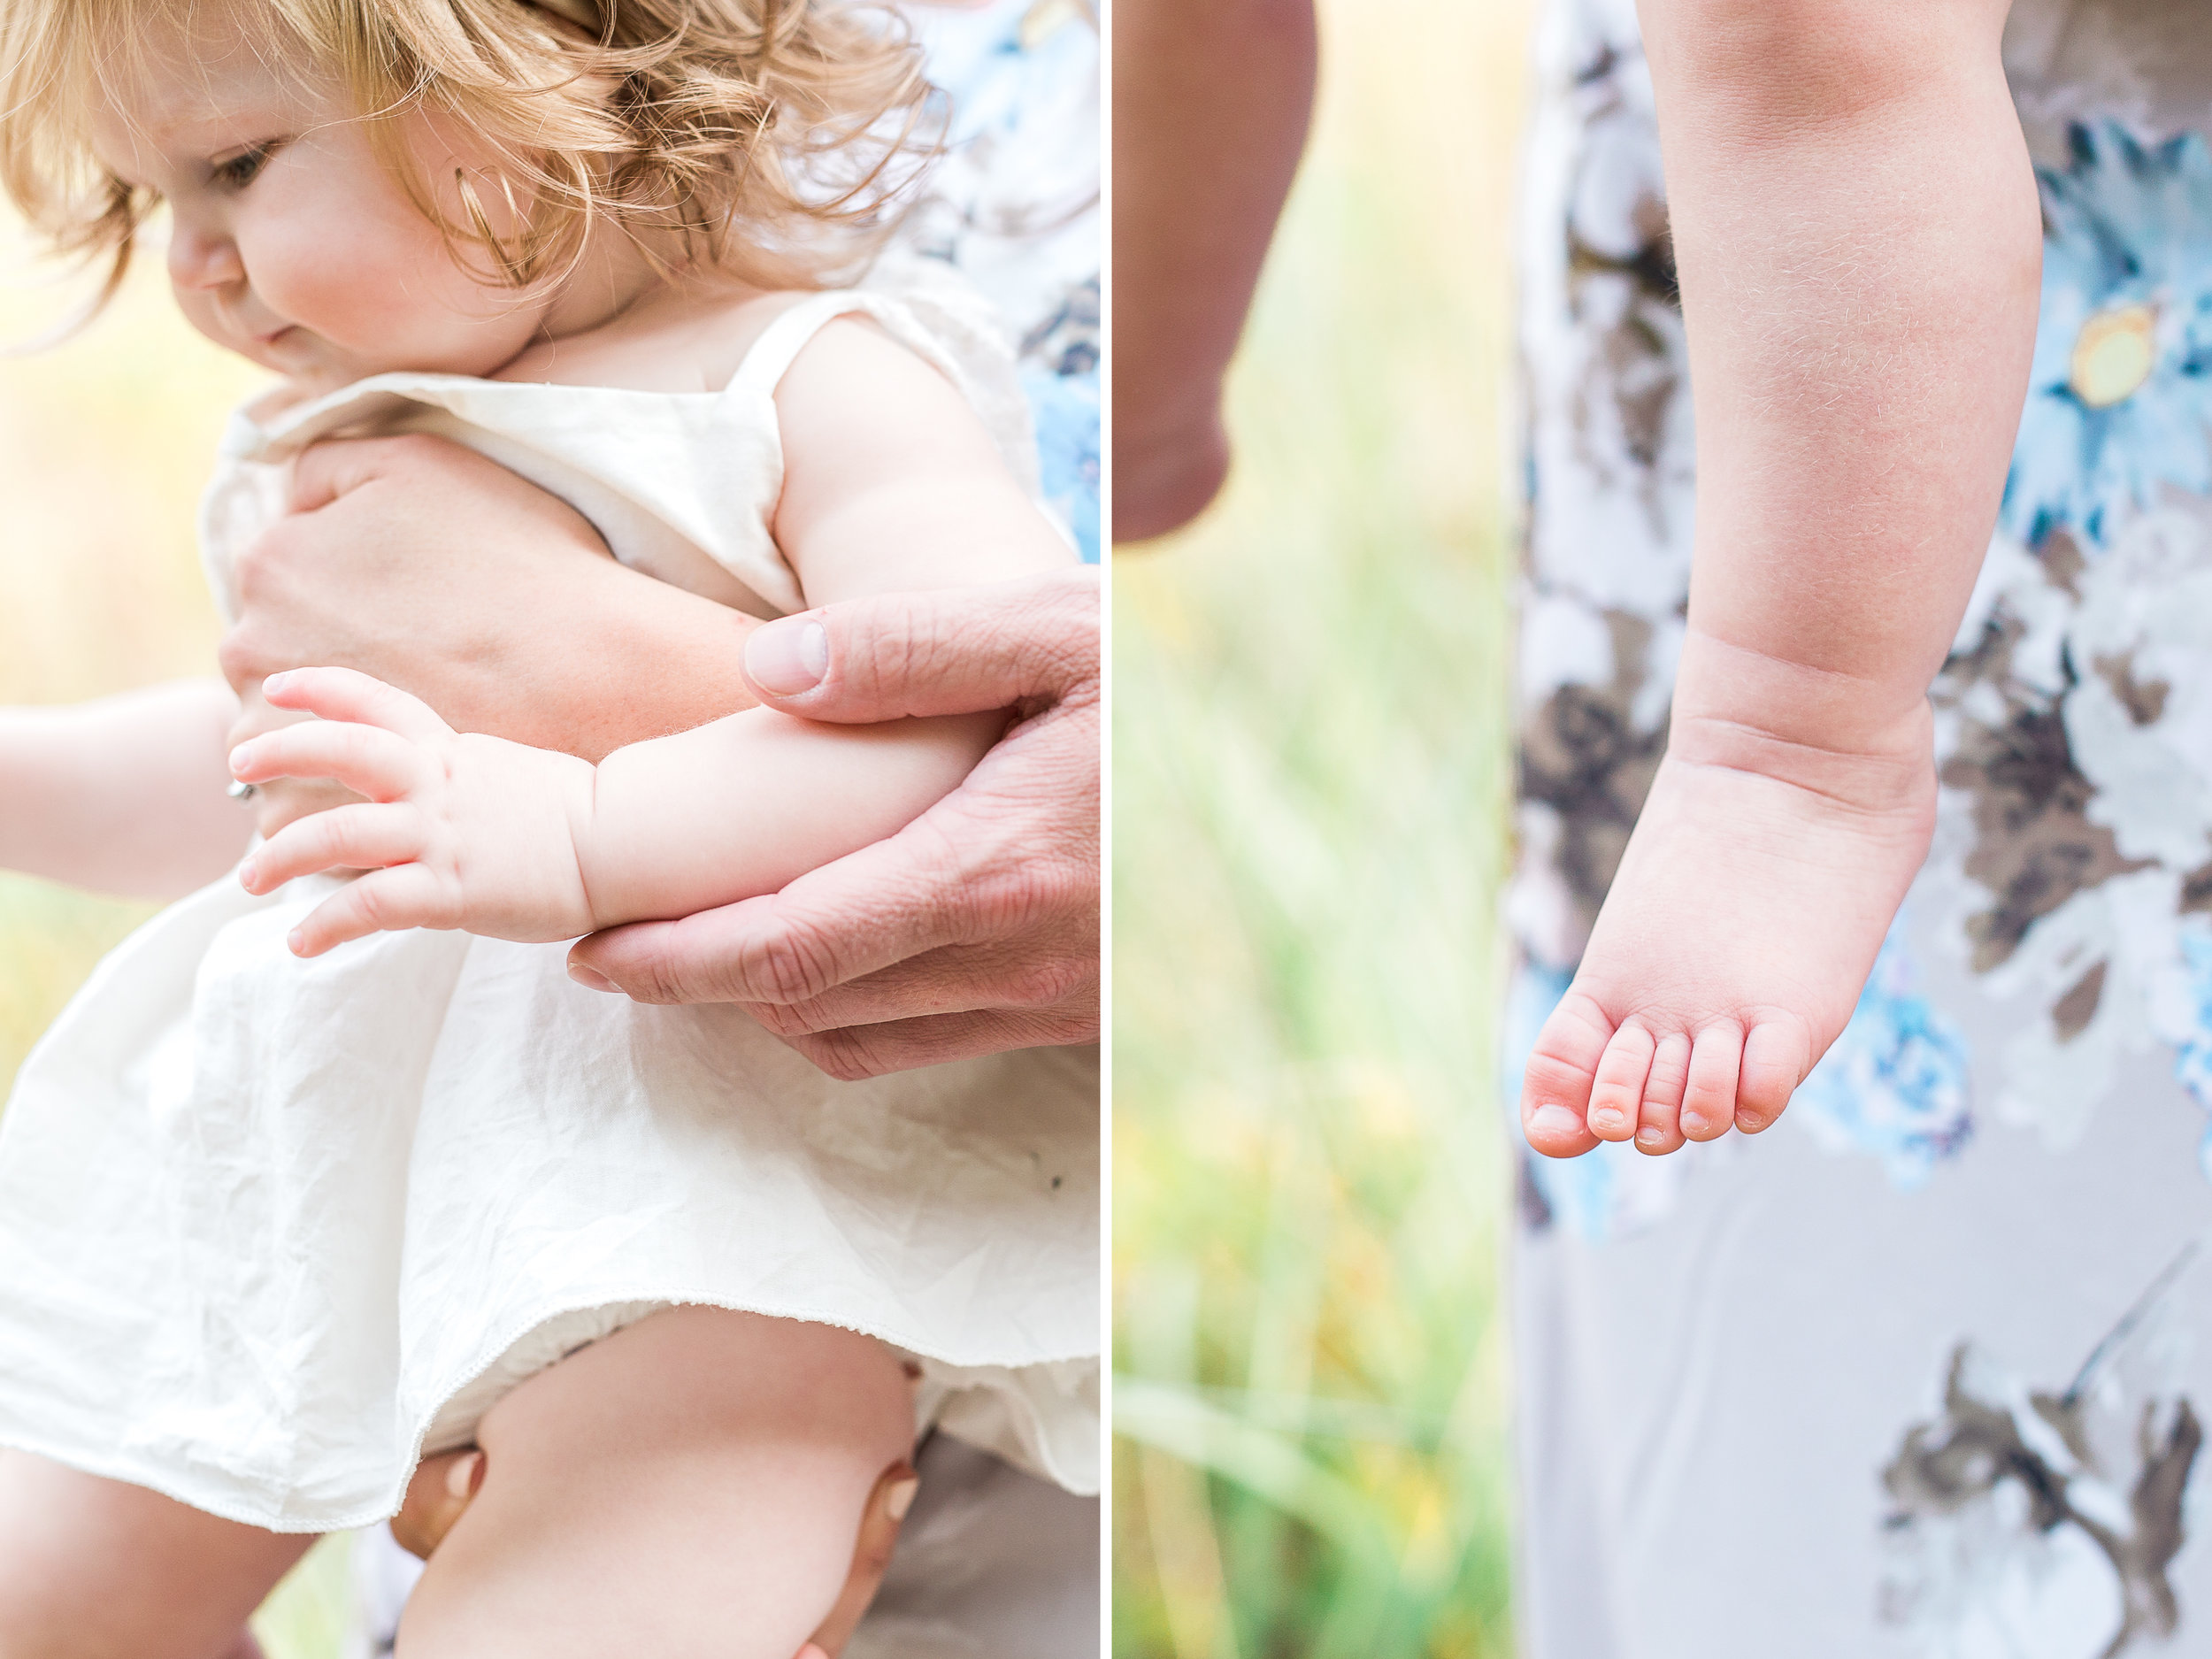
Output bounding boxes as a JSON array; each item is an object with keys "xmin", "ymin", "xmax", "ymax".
[{"xmin": 0, "ymin": 0, "xmax": 1096, "ymax": 1653}]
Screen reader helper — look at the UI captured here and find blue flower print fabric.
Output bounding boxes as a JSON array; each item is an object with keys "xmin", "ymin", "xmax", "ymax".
[
  {"xmin": 904, "ymin": 0, "xmax": 1100, "ymax": 562},
  {"xmin": 2004, "ymin": 125, "xmax": 2212, "ymax": 552}
]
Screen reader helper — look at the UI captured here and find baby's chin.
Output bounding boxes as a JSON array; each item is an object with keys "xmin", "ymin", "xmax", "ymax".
[{"xmin": 231, "ymin": 326, "xmax": 526, "ymax": 391}]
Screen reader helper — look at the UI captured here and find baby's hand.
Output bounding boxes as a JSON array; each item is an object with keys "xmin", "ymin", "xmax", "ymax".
[{"xmin": 229, "ymin": 667, "xmax": 599, "ymax": 956}]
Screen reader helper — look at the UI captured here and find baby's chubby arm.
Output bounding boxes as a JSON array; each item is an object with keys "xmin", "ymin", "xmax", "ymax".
[
  {"xmin": 231, "ymin": 316, "xmax": 1072, "ymax": 954},
  {"xmin": 230, "ymin": 668, "xmax": 997, "ymax": 953}
]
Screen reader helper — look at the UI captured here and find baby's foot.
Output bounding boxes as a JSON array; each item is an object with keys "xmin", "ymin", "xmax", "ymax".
[{"xmin": 1520, "ymin": 712, "xmax": 1937, "ymax": 1159}]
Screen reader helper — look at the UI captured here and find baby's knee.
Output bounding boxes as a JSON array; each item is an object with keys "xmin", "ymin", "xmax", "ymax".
[
  {"xmin": 395, "ymin": 1308, "xmax": 913, "ymax": 1659},
  {"xmin": 482, "ymin": 1306, "xmax": 913, "ymax": 1470}
]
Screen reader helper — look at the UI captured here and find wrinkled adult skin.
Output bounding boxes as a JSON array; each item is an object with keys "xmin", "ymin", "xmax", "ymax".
[
  {"xmin": 220, "ymin": 436, "xmax": 1098, "ymax": 1077},
  {"xmin": 569, "ymin": 569, "xmax": 1102, "ymax": 1079}
]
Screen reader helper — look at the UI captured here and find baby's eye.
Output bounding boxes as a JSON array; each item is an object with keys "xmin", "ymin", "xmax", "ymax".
[{"xmin": 211, "ymin": 143, "xmax": 277, "ymax": 190}]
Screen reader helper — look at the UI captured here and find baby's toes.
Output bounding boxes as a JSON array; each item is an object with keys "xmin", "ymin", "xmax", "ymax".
[
  {"xmin": 1634, "ymin": 1031, "xmax": 1693, "ymax": 1155},
  {"xmin": 1586, "ymin": 1023, "xmax": 1656, "ymax": 1143},
  {"xmin": 1735, "ymin": 1020, "xmax": 1810, "ymax": 1134},
  {"xmin": 1519, "ymin": 991, "xmax": 1610, "ymax": 1159},
  {"xmin": 1678, "ymin": 1025, "xmax": 1743, "ymax": 1141}
]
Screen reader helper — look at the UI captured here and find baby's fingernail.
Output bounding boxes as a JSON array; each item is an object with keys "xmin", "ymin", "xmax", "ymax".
[
  {"xmin": 744, "ymin": 618, "xmax": 828, "ymax": 696},
  {"xmin": 228, "ymin": 746, "xmax": 252, "ymax": 775},
  {"xmin": 447, "ymin": 1450, "xmax": 485, "ymax": 1501},
  {"xmin": 1526, "ymin": 1104, "xmax": 1584, "ymax": 1142},
  {"xmin": 567, "ymin": 962, "xmax": 615, "ymax": 993},
  {"xmin": 288, "ymin": 926, "xmax": 308, "ymax": 955},
  {"xmin": 886, "ymin": 1476, "xmax": 919, "ymax": 1520},
  {"xmin": 262, "ymin": 672, "xmax": 291, "ymax": 695},
  {"xmin": 238, "ymin": 861, "xmax": 258, "ymax": 890}
]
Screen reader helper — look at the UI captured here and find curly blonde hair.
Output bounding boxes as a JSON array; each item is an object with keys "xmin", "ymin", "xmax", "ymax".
[{"xmin": 0, "ymin": 0, "xmax": 939, "ymax": 311}]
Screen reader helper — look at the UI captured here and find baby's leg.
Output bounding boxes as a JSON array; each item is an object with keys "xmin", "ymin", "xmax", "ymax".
[
  {"xmin": 396, "ymin": 1305, "xmax": 913, "ymax": 1659},
  {"xmin": 0, "ymin": 1448, "xmax": 312, "ymax": 1659}
]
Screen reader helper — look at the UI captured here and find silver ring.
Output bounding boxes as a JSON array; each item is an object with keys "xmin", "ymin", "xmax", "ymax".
[{"xmin": 227, "ymin": 780, "xmax": 257, "ymax": 801}]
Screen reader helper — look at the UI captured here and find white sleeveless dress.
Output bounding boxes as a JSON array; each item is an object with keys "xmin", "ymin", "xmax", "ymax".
[{"xmin": 0, "ymin": 270, "xmax": 1101, "ymax": 1533}]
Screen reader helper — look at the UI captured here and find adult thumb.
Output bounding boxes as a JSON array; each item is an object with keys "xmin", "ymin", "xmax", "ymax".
[{"xmin": 741, "ymin": 568, "xmax": 1099, "ymax": 725}]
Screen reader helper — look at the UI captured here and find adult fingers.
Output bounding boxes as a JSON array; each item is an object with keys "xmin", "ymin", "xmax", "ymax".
[
  {"xmin": 390, "ymin": 1448, "xmax": 486, "ymax": 1561},
  {"xmin": 737, "ymin": 939, "xmax": 1095, "ymax": 1039},
  {"xmin": 261, "ymin": 667, "xmax": 453, "ymax": 741},
  {"xmin": 775, "ymin": 1007, "xmax": 1096, "ymax": 1084},
  {"xmin": 568, "ymin": 823, "xmax": 992, "ymax": 1007},
  {"xmin": 799, "ymin": 1461, "xmax": 918, "ymax": 1657},
  {"xmin": 741, "ymin": 568, "xmax": 1099, "ymax": 723},
  {"xmin": 242, "ymin": 803, "xmax": 428, "ymax": 895},
  {"xmin": 231, "ymin": 722, "xmax": 434, "ymax": 804}
]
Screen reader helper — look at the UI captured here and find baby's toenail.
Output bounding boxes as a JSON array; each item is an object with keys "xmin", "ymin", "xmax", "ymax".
[
  {"xmin": 1526, "ymin": 1104, "xmax": 1583, "ymax": 1141},
  {"xmin": 1590, "ymin": 1107, "xmax": 1626, "ymax": 1132},
  {"xmin": 1635, "ymin": 1129, "xmax": 1666, "ymax": 1150}
]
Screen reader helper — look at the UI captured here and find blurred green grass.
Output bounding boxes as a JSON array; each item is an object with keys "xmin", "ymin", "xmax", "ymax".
[
  {"xmin": 1111, "ymin": 0, "xmax": 1532, "ymax": 1652},
  {"xmin": 0, "ymin": 219, "xmax": 352, "ymax": 1653}
]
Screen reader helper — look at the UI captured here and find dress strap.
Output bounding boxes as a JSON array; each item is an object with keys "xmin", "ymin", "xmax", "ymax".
[{"xmin": 725, "ymin": 291, "xmax": 874, "ymax": 401}]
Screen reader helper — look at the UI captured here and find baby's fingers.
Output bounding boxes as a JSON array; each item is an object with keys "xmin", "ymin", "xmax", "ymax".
[
  {"xmin": 288, "ymin": 864, "xmax": 455, "ymax": 956},
  {"xmin": 242, "ymin": 803, "xmax": 429, "ymax": 895},
  {"xmin": 231, "ymin": 718, "xmax": 434, "ymax": 802},
  {"xmin": 261, "ymin": 666, "xmax": 454, "ymax": 742}
]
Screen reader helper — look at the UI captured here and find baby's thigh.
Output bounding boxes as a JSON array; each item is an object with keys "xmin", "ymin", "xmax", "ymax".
[
  {"xmin": 0, "ymin": 1448, "xmax": 312, "ymax": 1659},
  {"xmin": 396, "ymin": 1305, "xmax": 913, "ymax": 1659}
]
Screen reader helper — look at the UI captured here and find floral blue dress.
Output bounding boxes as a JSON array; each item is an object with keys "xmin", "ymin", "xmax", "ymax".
[{"xmin": 1511, "ymin": 2, "xmax": 2212, "ymax": 1653}]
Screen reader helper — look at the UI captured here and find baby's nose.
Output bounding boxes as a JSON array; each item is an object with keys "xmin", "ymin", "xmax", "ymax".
[{"xmin": 166, "ymin": 223, "xmax": 245, "ymax": 291}]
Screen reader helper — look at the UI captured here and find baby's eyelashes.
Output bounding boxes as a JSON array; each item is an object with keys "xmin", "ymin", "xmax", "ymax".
[{"xmin": 210, "ymin": 141, "xmax": 281, "ymax": 192}]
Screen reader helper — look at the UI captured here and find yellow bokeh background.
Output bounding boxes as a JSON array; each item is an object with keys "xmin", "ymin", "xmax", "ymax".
[{"xmin": 1112, "ymin": 0, "xmax": 1535, "ymax": 1650}]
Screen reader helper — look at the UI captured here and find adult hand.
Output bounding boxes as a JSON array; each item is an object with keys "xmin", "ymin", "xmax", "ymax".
[
  {"xmin": 799, "ymin": 1461, "xmax": 920, "ymax": 1658},
  {"xmin": 569, "ymin": 568, "xmax": 1101, "ymax": 1079},
  {"xmin": 217, "ymin": 435, "xmax": 762, "ymax": 771}
]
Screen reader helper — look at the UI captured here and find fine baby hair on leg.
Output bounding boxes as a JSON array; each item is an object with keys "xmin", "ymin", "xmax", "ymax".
[
  {"xmin": 394, "ymin": 1306, "xmax": 914, "ymax": 1659},
  {"xmin": 0, "ymin": 1448, "xmax": 313, "ymax": 1659}
]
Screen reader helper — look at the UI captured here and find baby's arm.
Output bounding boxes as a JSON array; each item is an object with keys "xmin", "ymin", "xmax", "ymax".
[
  {"xmin": 1519, "ymin": 0, "xmax": 2040, "ymax": 1157},
  {"xmin": 230, "ymin": 319, "xmax": 1073, "ymax": 953},
  {"xmin": 0, "ymin": 680, "xmax": 250, "ymax": 898}
]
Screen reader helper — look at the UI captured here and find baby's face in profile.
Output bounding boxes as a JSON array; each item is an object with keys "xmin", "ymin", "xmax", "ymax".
[{"xmin": 86, "ymin": 0, "xmax": 556, "ymax": 391}]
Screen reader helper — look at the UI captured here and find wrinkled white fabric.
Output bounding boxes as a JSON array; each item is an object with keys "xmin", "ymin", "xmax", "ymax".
[{"xmin": 0, "ymin": 273, "xmax": 1099, "ymax": 1532}]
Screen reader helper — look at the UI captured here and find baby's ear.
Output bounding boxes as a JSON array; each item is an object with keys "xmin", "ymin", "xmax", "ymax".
[{"xmin": 390, "ymin": 1447, "xmax": 487, "ymax": 1558}]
